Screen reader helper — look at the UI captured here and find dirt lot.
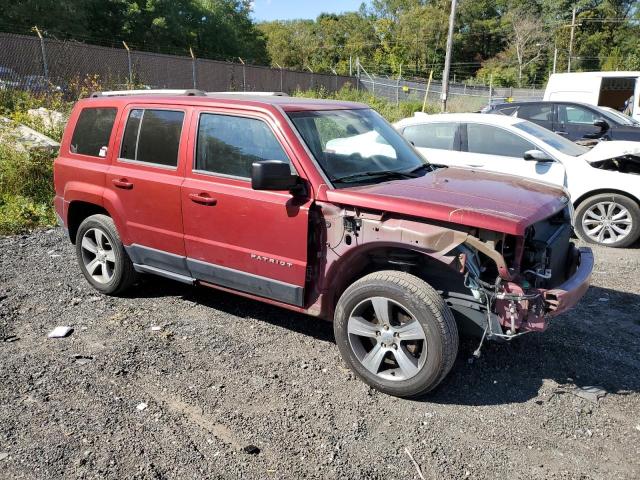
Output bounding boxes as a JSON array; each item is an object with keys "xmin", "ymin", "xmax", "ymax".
[{"xmin": 1, "ymin": 228, "xmax": 639, "ymax": 479}]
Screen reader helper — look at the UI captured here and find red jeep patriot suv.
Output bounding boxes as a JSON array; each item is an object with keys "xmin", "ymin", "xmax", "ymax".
[{"xmin": 54, "ymin": 90, "xmax": 593, "ymax": 398}]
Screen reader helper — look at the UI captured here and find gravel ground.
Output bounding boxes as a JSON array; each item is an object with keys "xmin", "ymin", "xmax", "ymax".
[{"xmin": 1, "ymin": 228, "xmax": 639, "ymax": 479}]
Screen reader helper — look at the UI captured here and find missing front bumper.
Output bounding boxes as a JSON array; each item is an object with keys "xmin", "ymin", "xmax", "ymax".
[{"xmin": 494, "ymin": 246, "xmax": 594, "ymax": 333}]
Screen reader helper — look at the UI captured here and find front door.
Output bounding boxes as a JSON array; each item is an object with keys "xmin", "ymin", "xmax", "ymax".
[
  {"xmin": 554, "ymin": 104, "xmax": 603, "ymax": 140},
  {"xmin": 458, "ymin": 123, "xmax": 566, "ymax": 187},
  {"xmin": 181, "ymin": 109, "xmax": 310, "ymax": 306},
  {"xmin": 106, "ymin": 106, "xmax": 190, "ymax": 273}
]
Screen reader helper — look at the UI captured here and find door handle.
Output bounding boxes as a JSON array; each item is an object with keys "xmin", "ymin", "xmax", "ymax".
[
  {"xmin": 112, "ymin": 178, "xmax": 134, "ymax": 189},
  {"xmin": 189, "ymin": 193, "xmax": 217, "ymax": 206}
]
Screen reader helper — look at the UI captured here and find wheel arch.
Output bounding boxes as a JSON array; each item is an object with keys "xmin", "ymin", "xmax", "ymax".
[
  {"xmin": 66, "ymin": 200, "xmax": 129, "ymax": 245},
  {"xmin": 573, "ymin": 188, "xmax": 640, "ymax": 210},
  {"xmin": 324, "ymin": 242, "xmax": 466, "ymax": 316}
]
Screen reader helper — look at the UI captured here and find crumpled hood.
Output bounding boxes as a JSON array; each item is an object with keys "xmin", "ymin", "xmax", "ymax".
[
  {"xmin": 324, "ymin": 167, "xmax": 570, "ymax": 236},
  {"xmin": 580, "ymin": 141, "xmax": 640, "ymax": 163}
]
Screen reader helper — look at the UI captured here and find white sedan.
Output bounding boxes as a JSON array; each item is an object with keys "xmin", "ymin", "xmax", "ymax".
[{"xmin": 395, "ymin": 113, "xmax": 640, "ymax": 248}]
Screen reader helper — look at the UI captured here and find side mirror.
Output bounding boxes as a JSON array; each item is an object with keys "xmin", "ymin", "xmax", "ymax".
[
  {"xmin": 523, "ymin": 149, "xmax": 553, "ymax": 163},
  {"xmin": 251, "ymin": 160, "xmax": 303, "ymax": 193},
  {"xmin": 593, "ymin": 118, "xmax": 609, "ymax": 132}
]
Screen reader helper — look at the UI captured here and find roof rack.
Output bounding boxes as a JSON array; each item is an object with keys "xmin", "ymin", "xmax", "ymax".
[
  {"xmin": 90, "ymin": 89, "xmax": 207, "ymax": 98},
  {"xmin": 208, "ymin": 91, "xmax": 289, "ymax": 96}
]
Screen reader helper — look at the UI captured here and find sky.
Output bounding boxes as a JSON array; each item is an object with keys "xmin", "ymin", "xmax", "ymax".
[{"xmin": 251, "ymin": 0, "xmax": 367, "ymax": 22}]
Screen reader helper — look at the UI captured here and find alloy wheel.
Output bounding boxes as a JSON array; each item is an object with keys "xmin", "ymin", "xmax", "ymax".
[
  {"xmin": 582, "ymin": 201, "xmax": 632, "ymax": 245},
  {"xmin": 80, "ymin": 227, "xmax": 116, "ymax": 284},
  {"xmin": 347, "ymin": 296, "xmax": 427, "ymax": 381}
]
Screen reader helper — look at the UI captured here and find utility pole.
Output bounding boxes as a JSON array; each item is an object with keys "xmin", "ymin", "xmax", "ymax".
[
  {"xmin": 441, "ymin": 0, "xmax": 457, "ymax": 112},
  {"xmin": 567, "ymin": 6, "xmax": 581, "ymax": 73},
  {"xmin": 552, "ymin": 46, "xmax": 558, "ymax": 74}
]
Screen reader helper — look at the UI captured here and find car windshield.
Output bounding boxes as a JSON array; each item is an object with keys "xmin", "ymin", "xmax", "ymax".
[
  {"xmin": 514, "ymin": 120, "xmax": 588, "ymax": 157},
  {"xmin": 287, "ymin": 108, "xmax": 431, "ymax": 187},
  {"xmin": 598, "ymin": 107, "xmax": 639, "ymax": 126}
]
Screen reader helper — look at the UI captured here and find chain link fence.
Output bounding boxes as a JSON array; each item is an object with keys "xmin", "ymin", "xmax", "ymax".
[
  {"xmin": 0, "ymin": 32, "xmax": 353, "ymax": 95},
  {"xmin": 358, "ymin": 72, "xmax": 545, "ymax": 111}
]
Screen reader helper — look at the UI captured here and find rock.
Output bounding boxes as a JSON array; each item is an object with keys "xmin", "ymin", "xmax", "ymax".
[
  {"xmin": 48, "ymin": 326, "xmax": 73, "ymax": 338},
  {"xmin": 26, "ymin": 107, "xmax": 66, "ymax": 130},
  {"xmin": 74, "ymin": 355, "xmax": 93, "ymax": 365},
  {"xmin": 243, "ymin": 445, "xmax": 260, "ymax": 455},
  {"xmin": 0, "ymin": 116, "xmax": 60, "ymax": 151},
  {"xmin": 0, "ymin": 452, "xmax": 8, "ymax": 461},
  {"xmin": 136, "ymin": 402, "xmax": 148, "ymax": 411},
  {"xmin": 3, "ymin": 335, "xmax": 19, "ymax": 343},
  {"xmin": 571, "ymin": 385, "xmax": 607, "ymax": 403},
  {"xmin": 150, "ymin": 326, "xmax": 162, "ymax": 331}
]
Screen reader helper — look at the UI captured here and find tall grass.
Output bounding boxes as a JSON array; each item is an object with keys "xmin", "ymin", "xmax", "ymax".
[
  {"xmin": 292, "ymin": 85, "xmax": 485, "ymax": 121},
  {"xmin": 293, "ymin": 86, "xmax": 434, "ymax": 122},
  {"xmin": 0, "ymin": 90, "xmax": 65, "ymax": 234}
]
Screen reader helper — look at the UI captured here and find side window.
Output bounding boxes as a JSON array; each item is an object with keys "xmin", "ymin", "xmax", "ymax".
[
  {"xmin": 195, "ymin": 114, "xmax": 290, "ymax": 178},
  {"xmin": 560, "ymin": 105, "xmax": 599, "ymax": 125},
  {"xmin": 70, "ymin": 107, "xmax": 117, "ymax": 156},
  {"xmin": 516, "ymin": 104, "xmax": 553, "ymax": 122},
  {"xmin": 403, "ymin": 123, "xmax": 458, "ymax": 150},
  {"xmin": 466, "ymin": 124, "xmax": 536, "ymax": 158},
  {"xmin": 119, "ymin": 109, "xmax": 184, "ymax": 167}
]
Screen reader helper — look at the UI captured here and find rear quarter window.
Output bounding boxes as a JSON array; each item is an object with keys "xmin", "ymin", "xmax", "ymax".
[
  {"xmin": 70, "ymin": 107, "xmax": 117, "ymax": 157},
  {"xmin": 403, "ymin": 123, "xmax": 458, "ymax": 150}
]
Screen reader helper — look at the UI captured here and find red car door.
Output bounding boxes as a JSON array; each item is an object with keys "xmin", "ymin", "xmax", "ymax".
[
  {"xmin": 105, "ymin": 105, "xmax": 191, "ymax": 275},
  {"xmin": 181, "ymin": 108, "xmax": 311, "ymax": 306}
]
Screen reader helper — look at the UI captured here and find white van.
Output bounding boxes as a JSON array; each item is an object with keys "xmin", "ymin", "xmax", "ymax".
[{"xmin": 544, "ymin": 71, "xmax": 640, "ymax": 121}]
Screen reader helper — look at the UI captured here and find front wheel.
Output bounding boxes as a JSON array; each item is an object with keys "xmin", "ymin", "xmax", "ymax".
[
  {"xmin": 574, "ymin": 193, "xmax": 640, "ymax": 248},
  {"xmin": 334, "ymin": 271, "xmax": 458, "ymax": 398}
]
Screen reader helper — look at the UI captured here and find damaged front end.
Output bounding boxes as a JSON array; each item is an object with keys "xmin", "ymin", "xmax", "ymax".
[
  {"xmin": 317, "ymin": 202, "xmax": 593, "ymax": 348},
  {"xmin": 589, "ymin": 154, "xmax": 640, "ymax": 175},
  {"xmin": 457, "ymin": 207, "xmax": 593, "ymax": 343}
]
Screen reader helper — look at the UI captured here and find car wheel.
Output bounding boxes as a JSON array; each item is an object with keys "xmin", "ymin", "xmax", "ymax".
[
  {"xmin": 575, "ymin": 194, "xmax": 640, "ymax": 248},
  {"xmin": 334, "ymin": 271, "xmax": 458, "ymax": 398},
  {"xmin": 75, "ymin": 214, "xmax": 137, "ymax": 295}
]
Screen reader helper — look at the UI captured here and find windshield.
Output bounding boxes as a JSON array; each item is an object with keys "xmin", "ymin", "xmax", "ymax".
[
  {"xmin": 598, "ymin": 107, "xmax": 639, "ymax": 126},
  {"xmin": 514, "ymin": 121, "xmax": 588, "ymax": 157},
  {"xmin": 287, "ymin": 108, "xmax": 430, "ymax": 187}
]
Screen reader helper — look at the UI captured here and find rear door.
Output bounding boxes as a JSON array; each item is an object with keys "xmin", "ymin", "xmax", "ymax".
[
  {"xmin": 400, "ymin": 122, "xmax": 465, "ymax": 165},
  {"xmin": 106, "ymin": 105, "xmax": 190, "ymax": 274},
  {"xmin": 181, "ymin": 108, "xmax": 311, "ymax": 306},
  {"xmin": 513, "ymin": 103, "xmax": 554, "ymax": 132},
  {"xmin": 458, "ymin": 123, "xmax": 566, "ymax": 186}
]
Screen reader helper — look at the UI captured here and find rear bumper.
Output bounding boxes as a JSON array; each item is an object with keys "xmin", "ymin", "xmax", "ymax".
[{"xmin": 543, "ymin": 247, "xmax": 594, "ymax": 316}]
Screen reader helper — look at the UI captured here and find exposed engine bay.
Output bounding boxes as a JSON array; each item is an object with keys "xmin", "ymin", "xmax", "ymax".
[
  {"xmin": 316, "ymin": 202, "xmax": 586, "ymax": 353},
  {"xmin": 589, "ymin": 154, "xmax": 640, "ymax": 175},
  {"xmin": 449, "ymin": 207, "xmax": 575, "ymax": 344}
]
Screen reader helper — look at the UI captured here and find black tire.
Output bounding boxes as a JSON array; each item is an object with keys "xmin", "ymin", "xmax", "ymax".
[
  {"xmin": 75, "ymin": 214, "xmax": 137, "ymax": 295},
  {"xmin": 334, "ymin": 271, "xmax": 458, "ymax": 398},
  {"xmin": 574, "ymin": 193, "xmax": 640, "ymax": 248}
]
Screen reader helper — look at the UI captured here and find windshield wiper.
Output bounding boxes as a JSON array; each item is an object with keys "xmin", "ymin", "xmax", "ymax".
[
  {"xmin": 406, "ymin": 163, "xmax": 435, "ymax": 174},
  {"xmin": 332, "ymin": 169, "xmax": 419, "ymax": 184}
]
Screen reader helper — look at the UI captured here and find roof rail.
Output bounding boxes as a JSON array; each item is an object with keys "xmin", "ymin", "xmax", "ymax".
[
  {"xmin": 90, "ymin": 89, "xmax": 207, "ymax": 98},
  {"xmin": 208, "ymin": 91, "xmax": 289, "ymax": 96}
]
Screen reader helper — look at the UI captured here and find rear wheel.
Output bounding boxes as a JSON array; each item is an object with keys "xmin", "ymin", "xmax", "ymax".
[
  {"xmin": 575, "ymin": 193, "xmax": 640, "ymax": 248},
  {"xmin": 75, "ymin": 214, "xmax": 137, "ymax": 295},
  {"xmin": 334, "ymin": 271, "xmax": 458, "ymax": 398}
]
